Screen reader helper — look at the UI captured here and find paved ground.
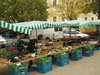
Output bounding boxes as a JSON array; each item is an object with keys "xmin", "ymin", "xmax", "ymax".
[{"xmin": 29, "ymin": 50, "xmax": 100, "ymax": 75}]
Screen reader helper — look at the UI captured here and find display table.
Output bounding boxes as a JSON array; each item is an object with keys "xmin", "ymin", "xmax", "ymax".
[{"xmin": 0, "ymin": 41, "xmax": 98, "ymax": 75}]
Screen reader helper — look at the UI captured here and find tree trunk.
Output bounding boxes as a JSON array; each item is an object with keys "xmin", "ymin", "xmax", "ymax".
[{"xmin": 98, "ymin": 13, "xmax": 100, "ymax": 19}]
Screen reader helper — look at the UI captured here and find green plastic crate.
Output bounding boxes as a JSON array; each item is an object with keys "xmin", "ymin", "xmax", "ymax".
[
  {"xmin": 10, "ymin": 63, "xmax": 28, "ymax": 72},
  {"xmin": 37, "ymin": 56, "xmax": 52, "ymax": 64},
  {"xmin": 55, "ymin": 52, "xmax": 68, "ymax": 58},
  {"xmin": 72, "ymin": 48, "xmax": 82, "ymax": 54},
  {"xmin": 84, "ymin": 45, "xmax": 94, "ymax": 50}
]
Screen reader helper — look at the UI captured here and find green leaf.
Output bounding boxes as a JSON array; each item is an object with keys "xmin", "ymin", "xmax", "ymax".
[{"xmin": 0, "ymin": 0, "xmax": 48, "ymax": 22}]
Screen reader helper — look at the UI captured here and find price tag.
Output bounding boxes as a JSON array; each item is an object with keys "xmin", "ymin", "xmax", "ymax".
[
  {"xmin": 22, "ymin": 72, "xmax": 25, "ymax": 74},
  {"xmin": 16, "ymin": 63, "xmax": 21, "ymax": 66}
]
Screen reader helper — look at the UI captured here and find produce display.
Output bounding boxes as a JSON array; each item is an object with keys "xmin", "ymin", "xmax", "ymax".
[
  {"xmin": 55, "ymin": 52, "xmax": 68, "ymax": 58},
  {"xmin": 84, "ymin": 45, "xmax": 94, "ymax": 50},
  {"xmin": 36, "ymin": 56, "xmax": 52, "ymax": 64},
  {"xmin": 0, "ymin": 58, "xmax": 10, "ymax": 65},
  {"xmin": 71, "ymin": 48, "xmax": 82, "ymax": 54},
  {"xmin": 0, "ymin": 40, "xmax": 98, "ymax": 66}
]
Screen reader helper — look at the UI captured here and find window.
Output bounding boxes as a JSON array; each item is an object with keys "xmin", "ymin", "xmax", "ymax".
[
  {"xmin": 53, "ymin": 17, "xmax": 57, "ymax": 22},
  {"xmin": 62, "ymin": 0, "xmax": 66, "ymax": 5},
  {"xmin": 85, "ymin": 17, "xmax": 88, "ymax": 20},
  {"xmin": 71, "ymin": 31, "xmax": 79, "ymax": 34},
  {"xmin": 53, "ymin": 0, "xmax": 57, "ymax": 5},
  {"xmin": 62, "ymin": 17, "xmax": 65, "ymax": 21},
  {"xmin": 55, "ymin": 27, "xmax": 63, "ymax": 32},
  {"xmin": 55, "ymin": 27, "xmax": 59, "ymax": 31},
  {"xmin": 63, "ymin": 31, "xmax": 70, "ymax": 34},
  {"xmin": 91, "ymin": 17, "xmax": 94, "ymax": 21},
  {"xmin": 59, "ymin": 27, "xmax": 62, "ymax": 31},
  {"xmin": 63, "ymin": 31, "xmax": 79, "ymax": 34}
]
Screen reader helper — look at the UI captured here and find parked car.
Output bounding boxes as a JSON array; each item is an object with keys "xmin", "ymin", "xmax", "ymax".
[
  {"xmin": 0, "ymin": 35, "xmax": 7, "ymax": 45},
  {"xmin": 63, "ymin": 30, "xmax": 89, "ymax": 38}
]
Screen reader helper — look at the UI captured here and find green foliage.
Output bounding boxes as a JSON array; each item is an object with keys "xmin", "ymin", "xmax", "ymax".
[
  {"xmin": 36, "ymin": 56, "xmax": 52, "ymax": 64},
  {"xmin": 56, "ymin": 0, "xmax": 95, "ymax": 20},
  {"xmin": 55, "ymin": 52, "xmax": 68, "ymax": 58},
  {"xmin": 89, "ymin": 1, "xmax": 100, "ymax": 18},
  {"xmin": 0, "ymin": 49, "xmax": 8, "ymax": 56},
  {"xmin": 8, "ymin": 50, "xmax": 18, "ymax": 56},
  {"xmin": 0, "ymin": 0, "xmax": 48, "ymax": 22}
]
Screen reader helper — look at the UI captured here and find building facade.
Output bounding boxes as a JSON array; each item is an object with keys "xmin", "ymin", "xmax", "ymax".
[
  {"xmin": 47, "ymin": 0, "xmax": 98, "ymax": 22},
  {"xmin": 47, "ymin": 0, "xmax": 66, "ymax": 22},
  {"xmin": 78, "ymin": 13, "xmax": 98, "ymax": 32},
  {"xmin": 77, "ymin": 13, "xmax": 98, "ymax": 21}
]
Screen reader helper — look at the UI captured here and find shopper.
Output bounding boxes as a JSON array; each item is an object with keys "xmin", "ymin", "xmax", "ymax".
[
  {"xmin": 27, "ymin": 39, "xmax": 37, "ymax": 53},
  {"xmin": 16, "ymin": 36, "xmax": 24, "ymax": 52},
  {"xmin": 27, "ymin": 39, "xmax": 38, "ymax": 71}
]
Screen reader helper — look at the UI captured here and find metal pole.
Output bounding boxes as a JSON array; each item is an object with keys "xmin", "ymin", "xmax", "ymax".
[
  {"xmin": 69, "ymin": 27, "xmax": 71, "ymax": 38},
  {"xmin": 36, "ymin": 29, "xmax": 38, "ymax": 39},
  {"xmin": 95, "ymin": 25, "xmax": 100, "ymax": 38},
  {"xmin": 97, "ymin": 26, "xmax": 100, "ymax": 38}
]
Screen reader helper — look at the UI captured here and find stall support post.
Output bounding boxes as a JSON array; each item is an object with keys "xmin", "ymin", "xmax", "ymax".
[
  {"xmin": 36, "ymin": 29, "xmax": 38, "ymax": 39},
  {"xmin": 97, "ymin": 26, "xmax": 100, "ymax": 38},
  {"xmin": 99, "ymin": 26, "xmax": 100, "ymax": 38},
  {"xmin": 69, "ymin": 27, "xmax": 72, "ymax": 38}
]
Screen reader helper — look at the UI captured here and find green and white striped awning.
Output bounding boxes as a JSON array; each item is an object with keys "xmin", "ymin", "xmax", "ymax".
[
  {"xmin": 13, "ymin": 21, "xmax": 79, "ymax": 30},
  {"xmin": 13, "ymin": 21, "xmax": 47, "ymax": 30},
  {"xmin": 0, "ymin": 21, "xmax": 32, "ymax": 35},
  {"xmin": 89, "ymin": 20, "xmax": 100, "ymax": 25},
  {"xmin": 0, "ymin": 20, "xmax": 100, "ymax": 35},
  {"xmin": 45, "ymin": 21, "xmax": 79, "ymax": 28},
  {"xmin": 72, "ymin": 20, "xmax": 100, "ymax": 28},
  {"xmin": 0, "ymin": 21, "xmax": 79, "ymax": 35}
]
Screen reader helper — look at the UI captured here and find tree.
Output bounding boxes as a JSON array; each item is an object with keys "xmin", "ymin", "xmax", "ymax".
[
  {"xmin": 56, "ymin": 0, "xmax": 92, "ymax": 20},
  {"xmin": 90, "ymin": 0, "xmax": 100, "ymax": 37},
  {"xmin": 0, "ymin": 0, "xmax": 48, "ymax": 23},
  {"xmin": 52, "ymin": 0, "xmax": 93, "ymax": 37},
  {"xmin": 89, "ymin": 0, "xmax": 100, "ymax": 19}
]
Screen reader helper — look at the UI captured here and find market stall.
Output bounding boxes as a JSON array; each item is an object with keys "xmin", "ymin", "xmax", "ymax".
[
  {"xmin": 0, "ymin": 20, "xmax": 100, "ymax": 75},
  {"xmin": 0, "ymin": 21, "xmax": 33, "ymax": 35}
]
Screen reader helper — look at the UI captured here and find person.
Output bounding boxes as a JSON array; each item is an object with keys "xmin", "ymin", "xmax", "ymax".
[
  {"xmin": 67, "ymin": 40, "xmax": 73, "ymax": 46},
  {"xmin": 27, "ymin": 39, "xmax": 37, "ymax": 71},
  {"xmin": 16, "ymin": 36, "xmax": 24, "ymax": 52},
  {"xmin": 27, "ymin": 39, "xmax": 37, "ymax": 53}
]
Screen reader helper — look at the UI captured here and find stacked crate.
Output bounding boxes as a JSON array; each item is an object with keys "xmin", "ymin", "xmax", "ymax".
[
  {"xmin": 83, "ymin": 45, "xmax": 94, "ymax": 57},
  {"xmin": 96, "ymin": 47, "xmax": 100, "ymax": 50},
  {"xmin": 71, "ymin": 48, "xmax": 82, "ymax": 61},
  {"xmin": 5, "ymin": 44, "xmax": 13, "ymax": 50},
  {"xmin": 37, "ymin": 56, "xmax": 52, "ymax": 74},
  {"xmin": 95, "ymin": 45, "xmax": 100, "ymax": 50},
  {"xmin": 10, "ymin": 63, "xmax": 28, "ymax": 75},
  {"xmin": 55, "ymin": 52, "xmax": 69, "ymax": 66},
  {"xmin": 28, "ymin": 60, "xmax": 34, "ymax": 72}
]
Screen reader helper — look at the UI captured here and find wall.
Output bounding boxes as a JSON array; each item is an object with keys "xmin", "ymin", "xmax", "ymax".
[
  {"xmin": 77, "ymin": 13, "xmax": 98, "ymax": 20},
  {"xmin": 77, "ymin": 13, "xmax": 98, "ymax": 32},
  {"xmin": 47, "ymin": 0, "xmax": 64, "ymax": 22}
]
